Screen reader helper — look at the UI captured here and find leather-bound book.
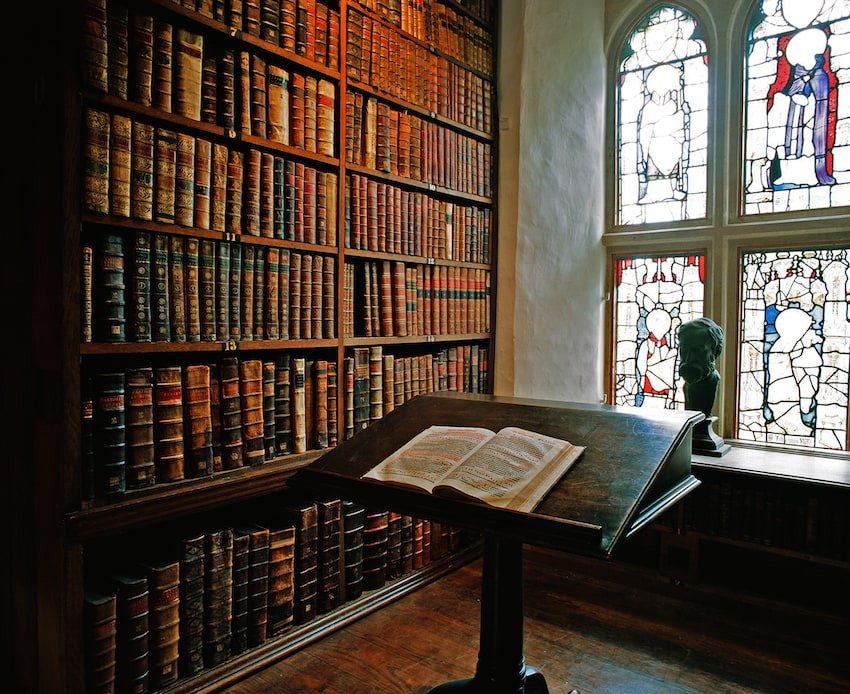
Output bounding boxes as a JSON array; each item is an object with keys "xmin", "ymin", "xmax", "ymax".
[
  {"xmin": 111, "ymin": 572, "xmax": 149, "ymax": 694},
  {"xmin": 199, "ymin": 238, "xmax": 217, "ymax": 341},
  {"xmin": 262, "ymin": 361, "xmax": 276, "ymax": 459},
  {"xmin": 154, "ymin": 127, "xmax": 177, "ymax": 224},
  {"xmin": 368, "ymin": 346, "xmax": 383, "ymax": 424},
  {"xmin": 129, "ymin": 11, "xmax": 154, "ymax": 107},
  {"xmin": 194, "ymin": 138, "xmax": 213, "ymax": 230},
  {"xmin": 314, "ymin": 1, "xmax": 328, "ymax": 66},
  {"xmin": 215, "ymin": 241, "xmax": 231, "ymax": 340},
  {"xmin": 81, "ymin": 376, "xmax": 96, "ymax": 500},
  {"xmin": 279, "ymin": 0, "xmax": 297, "ymax": 52},
  {"xmin": 289, "ymin": 72, "xmax": 305, "ymax": 149},
  {"xmin": 244, "ymin": 149, "xmax": 262, "ymax": 236},
  {"xmin": 362, "ymin": 508, "xmax": 389, "ymax": 590},
  {"xmin": 177, "ymin": 532, "xmax": 205, "ymax": 676},
  {"xmin": 244, "ymin": 0, "xmax": 261, "ymax": 36},
  {"xmin": 82, "ymin": 0, "xmax": 108, "ymax": 94},
  {"xmin": 230, "ymin": 530, "xmax": 250, "ymax": 655},
  {"xmin": 130, "ymin": 120, "xmax": 154, "ymax": 221},
  {"xmin": 342, "ymin": 500, "xmax": 366, "ymax": 601},
  {"xmin": 184, "ymin": 237, "xmax": 201, "ymax": 341},
  {"xmin": 421, "ymin": 519, "xmax": 432, "ymax": 566},
  {"xmin": 316, "ymin": 498, "xmax": 342, "ymax": 614},
  {"xmin": 109, "ymin": 113, "xmax": 131, "ymax": 217},
  {"xmin": 208, "ymin": 363, "xmax": 223, "ymax": 472},
  {"xmin": 353, "ymin": 347, "xmax": 370, "ymax": 433},
  {"xmin": 304, "ymin": 75, "xmax": 318, "ymax": 153},
  {"xmin": 240, "ymin": 244, "xmax": 255, "ymax": 340},
  {"xmin": 321, "ymin": 251, "xmax": 335, "ymax": 338},
  {"xmin": 153, "ymin": 19, "xmax": 173, "ymax": 112},
  {"xmin": 310, "ymin": 251, "xmax": 323, "ymax": 338},
  {"xmin": 260, "ymin": 152, "xmax": 275, "ymax": 238},
  {"xmin": 218, "ymin": 49, "xmax": 236, "ymax": 133},
  {"xmin": 82, "ymin": 107, "xmax": 110, "ymax": 215},
  {"xmin": 228, "ymin": 0, "xmax": 243, "ymax": 32},
  {"xmin": 174, "ymin": 28, "xmax": 204, "ymax": 121},
  {"xmin": 303, "ymin": 166, "xmax": 317, "ymax": 246},
  {"xmin": 327, "ymin": 360, "xmax": 338, "ymax": 447},
  {"xmin": 266, "ymin": 523, "xmax": 295, "ymax": 634},
  {"xmin": 125, "ymin": 366, "xmax": 155, "ymax": 489},
  {"xmin": 203, "ymin": 528, "xmax": 234, "ymax": 667},
  {"xmin": 282, "ymin": 499, "xmax": 319, "ymax": 624},
  {"xmin": 251, "ymin": 53, "xmax": 268, "ymax": 139},
  {"xmin": 268, "ymin": 65, "xmax": 290, "ymax": 144},
  {"xmin": 127, "ymin": 230, "xmax": 152, "ymax": 343},
  {"xmin": 260, "ymin": 0, "xmax": 280, "ymax": 44},
  {"xmin": 229, "ymin": 243, "xmax": 243, "ymax": 341},
  {"xmin": 225, "ymin": 149, "xmax": 244, "ymax": 236},
  {"xmin": 106, "ymin": 2, "xmax": 129, "ymax": 99},
  {"xmin": 288, "ymin": 252, "xmax": 301, "ymax": 339},
  {"xmin": 313, "ymin": 360, "xmax": 329, "ymax": 449},
  {"xmin": 411, "ymin": 517, "xmax": 424, "ymax": 570},
  {"xmin": 94, "ymin": 371, "xmax": 126, "ymax": 497},
  {"xmin": 84, "ymin": 589, "xmax": 117, "ymax": 694},
  {"xmin": 239, "ymin": 51, "xmax": 251, "ymax": 135},
  {"xmin": 151, "ymin": 234, "xmax": 171, "ymax": 341},
  {"xmin": 274, "ymin": 354, "xmax": 292, "ymax": 455},
  {"xmin": 251, "ymin": 246, "xmax": 264, "ymax": 340},
  {"xmin": 291, "ymin": 357, "xmax": 307, "ymax": 453},
  {"xmin": 184, "ymin": 364, "xmax": 213, "ymax": 477},
  {"xmin": 400, "ymin": 514, "xmax": 414, "ymax": 575},
  {"xmin": 154, "ymin": 365, "xmax": 185, "ymax": 482},
  {"xmin": 240, "ymin": 358, "xmax": 265, "ymax": 466},
  {"xmin": 284, "ymin": 159, "xmax": 297, "ymax": 240},
  {"xmin": 175, "ymin": 132, "xmax": 195, "ymax": 228},
  {"xmin": 278, "ymin": 248, "xmax": 290, "ymax": 339},
  {"xmin": 343, "ymin": 355, "xmax": 355, "ymax": 441},
  {"xmin": 141, "ymin": 560, "xmax": 180, "ymax": 690},
  {"xmin": 236, "ymin": 524, "xmax": 270, "ymax": 647},
  {"xmin": 168, "ymin": 235, "xmax": 187, "ymax": 342},
  {"xmin": 220, "ymin": 356, "xmax": 244, "ymax": 469},
  {"xmin": 273, "ymin": 156, "xmax": 286, "ymax": 240},
  {"xmin": 327, "ymin": 7, "xmax": 340, "ymax": 70},
  {"xmin": 386, "ymin": 510, "xmax": 403, "ymax": 580},
  {"xmin": 201, "ymin": 55, "xmax": 218, "ymax": 125}
]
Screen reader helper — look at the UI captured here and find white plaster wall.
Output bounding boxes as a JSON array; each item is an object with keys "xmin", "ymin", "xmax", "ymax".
[{"xmin": 496, "ymin": 0, "xmax": 606, "ymax": 403}]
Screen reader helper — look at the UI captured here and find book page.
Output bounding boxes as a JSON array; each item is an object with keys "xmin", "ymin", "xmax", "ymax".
[
  {"xmin": 362, "ymin": 425, "xmax": 496, "ymax": 492},
  {"xmin": 435, "ymin": 427, "xmax": 584, "ymax": 512}
]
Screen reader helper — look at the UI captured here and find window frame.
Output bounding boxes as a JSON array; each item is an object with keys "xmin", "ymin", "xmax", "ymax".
[{"xmin": 604, "ymin": 0, "xmax": 850, "ymax": 450}]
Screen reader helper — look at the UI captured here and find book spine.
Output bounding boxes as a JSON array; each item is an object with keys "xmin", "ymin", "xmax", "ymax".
[
  {"xmin": 266, "ymin": 248, "xmax": 281, "ymax": 341},
  {"xmin": 111, "ymin": 573, "xmax": 150, "ymax": 694},
  {"xmin": 130, "ymin": 120, "xmax": 154, "ymax": 221},
  {"xmin": 153, "ymin": 19, "xmax": 173, "ymax": 112},
  {"xmin": 267, "ymin": 525, "xmax": 295, "ymax": 633},
  {"xmin": 262, "ymin": 360, "xmax": 276, "ymax": 459},
  {"xmin": 125, "ymin": 366, "xmax": 156, "ymax": 489},
  {"xmin": 169, "ymin": 235, "xmax": 187, "ymax": 342},
  {"xmin": 244, "ymin": 525, "xmax": 271, "ymax": 647},
  {"xmin": 274, "ymin": 354, "xmax": 292, "ymax": 455},
  {"xmin": 154, "ymin": 127, "xmax": 177, "ymax": 224},
  {"xmin": 130, "ymin": 11, "xmax": 154, "ymax": 107},
  {"xmin": 184, "ymin": 237, "xmax": 201, "ymax": 341},
  {"xmin": 291, "ymin": 357, "xmax": 307, "ymax": 453},
  {"xmin": 241, "ymin": 244, "xmax": 256, "ymax": 340},
  {"xmin": 93, "ymin": 371, "xmax": 127, "ymax": 496},
  {"xmin": 203, "ymin": 528, "xmax": 234, "ymax": 666},
  {"xmin": 231, "ymin": 531, "xmax": 250, "ymax": 656},
  {"xmin": 362, "ymin": 508, "xmax": 389, "ymax": 590},
  {"xmin": 143, "ymin": 561, "xmax": 180, "ymax": 690},
  {"xmin": 175, "ymin": 132, "xmax": 196, "ymax": 227},
  {"xmin": 154, "ymin": 365, "xmax": 185, "ymax": 482},
  {"xmin": 109, "ymin": 113, "xmax": 132, "ymax": 217},
  {"xmin": 240, "ymin": 358, "xmax": 266, "ymax": 465},
  {"xmin": 316, "ymin": 498, "xmax": 342, "ymax": 614},
  {"xmin": 184, "ymin": 364, "xmax": 214, "ymax": 477},
  {"xmin": 83, "ymin": 590, "xmax": 117, "ymax": 694},
  {"xmin": 194, "ymin": 138, "xmax": 213, "ymax": 230},
  {"xmin": 177, "ymin": 533, "xmax": 205, "ymax": 676},
  {"xmin": 220, "ymin": 356, "xmax": 244, "ymax": 469},
  {"xmin": 174, "ymin": 28, "xmax": 204, "ymax": 121}
]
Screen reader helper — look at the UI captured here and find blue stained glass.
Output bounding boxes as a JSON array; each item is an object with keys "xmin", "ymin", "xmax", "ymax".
[{"xmin": 744, "ymin": 0, "xmax": 850, "ymax": 214}]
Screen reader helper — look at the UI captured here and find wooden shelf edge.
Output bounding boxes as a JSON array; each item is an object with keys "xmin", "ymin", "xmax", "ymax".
[
  {"xmin": 67, "ymin": 451, "xmax": 325, "ymax": 540},
  {"xmin": 164, "ymin": 541, "xmax": 484, "ymax": 694}
]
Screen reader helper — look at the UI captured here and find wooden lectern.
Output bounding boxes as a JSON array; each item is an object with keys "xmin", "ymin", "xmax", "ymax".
[{"xmin": 296, "ymin": 392, "xmax": 703, "ymax": 693}]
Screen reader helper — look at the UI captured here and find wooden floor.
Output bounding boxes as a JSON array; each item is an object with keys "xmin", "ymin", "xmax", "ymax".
[{"xmin": 220, "ymin": 546, "xmax": 849, "ymax": 694}]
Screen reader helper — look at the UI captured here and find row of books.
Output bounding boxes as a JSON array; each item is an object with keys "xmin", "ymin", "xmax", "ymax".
[
  {"xmin": 83, "ymin": 355, "xmax": 335, "ymax": 497},
  {"xmin": 82, "ymin": 231, "xmax": 337, "ymax": 344},
  {"xmin": 84, "ymin": 494, "xmax": 471, "ymax": 692},
  {"xmin": 83, "ymin": 108, "xmax": 339, "ymax": 242},
  {"xmin": 344, "ymin": 173, "xmax": 491, "ymax": 263},
  {"xmin": 679, "ymin": 479, "xmax": 850, "ymax": 561},
  {"xmin": 344, "ymin": 16, "xmax": 492, "ymax": 135},
  {"xmin": 346, "ymin": 91, "xmax": 492, "ymax": 197},
  {"xmin": 343, "ymin": 260, "xmax": 491, "ymax": 338},
  {"xmin": 347, "ymin": 2, "xmax": 493, "ymax": 81},
  {"xmin": 83, "ymin": 1, "xmax": 337, "ymax": 151},
  {"xmin": 83, "ymin": 345, "xmax": 488, "ymax": 499},
  {"xmin": 347, "ymin": 345, "xmax": 490, "ymax": 434}
]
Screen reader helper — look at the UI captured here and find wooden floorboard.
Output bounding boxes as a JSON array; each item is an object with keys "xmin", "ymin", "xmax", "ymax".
[{"xmin": 220, "ymin": 545, "xmax": 849, "ymax": 693}]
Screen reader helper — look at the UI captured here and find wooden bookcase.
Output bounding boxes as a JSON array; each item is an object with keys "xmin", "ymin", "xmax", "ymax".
[{"xmin": 6, "ymin": 0, "xmax": 498, "ymax": 691}]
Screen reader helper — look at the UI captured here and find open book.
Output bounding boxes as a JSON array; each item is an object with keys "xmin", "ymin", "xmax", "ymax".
[{"xmin": 362, "ymin": 425, "xmax": 585, "ymax": 513}]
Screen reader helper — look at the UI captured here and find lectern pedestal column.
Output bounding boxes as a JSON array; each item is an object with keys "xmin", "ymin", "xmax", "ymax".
[{"xmin": 428, "ymin": 535, "xmax": 548, "ymax": 694}]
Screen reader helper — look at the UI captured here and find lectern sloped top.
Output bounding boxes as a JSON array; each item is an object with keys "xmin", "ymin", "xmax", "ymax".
[{"xmin": 296, "ymin": 392, "xmax": 703, "ymax": 558}]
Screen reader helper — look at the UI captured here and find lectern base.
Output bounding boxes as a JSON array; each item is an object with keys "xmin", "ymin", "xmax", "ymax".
[{"xmin": 428, "ymin": 667, "xmax": 550, "ymax": 693}]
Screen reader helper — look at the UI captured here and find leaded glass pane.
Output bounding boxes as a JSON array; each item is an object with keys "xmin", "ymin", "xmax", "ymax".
[
  {"xmin": 744, "ymin": 0, "xmax": 850, "ymax": 215},
  {"xmin": 618, "ymin": 6, "xmax": 708, "ymax": 225},
  {"xmin": 613, "ymin": 255, "xmax": 706, "ymax": 408},
  {"xmin": 738, "ymin": 247, "xmax": 850, "ymax": 450}
]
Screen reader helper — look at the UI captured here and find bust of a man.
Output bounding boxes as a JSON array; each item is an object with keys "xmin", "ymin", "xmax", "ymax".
[
  {"xmin": 677, "ymin": 317, "xmax": 723, "ymax": 418},
  {"xmin": 677, "ymin": 317, "xmax": 729, "ymax": 455}
]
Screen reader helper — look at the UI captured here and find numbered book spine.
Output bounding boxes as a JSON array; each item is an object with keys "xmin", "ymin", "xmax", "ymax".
[{"xmin": 184, "ymin": 364, "xmax": 213, "ymax": 477}]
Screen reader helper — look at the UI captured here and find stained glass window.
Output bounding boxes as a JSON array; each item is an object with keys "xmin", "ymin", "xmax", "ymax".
[
  {"xmin": 744, "ymin": 0, "xmax": 850, "ymax": 215},
  {"xmin": 738, "ymin": 247, "xmax": 850, "ymax": 450},
  {"xmin": 617, "ymin": 6, "xmax": 708, "ymax": 225},
  {"xmin": 613, "ymin": 255, "xmax": 706, "ymax": 408}
]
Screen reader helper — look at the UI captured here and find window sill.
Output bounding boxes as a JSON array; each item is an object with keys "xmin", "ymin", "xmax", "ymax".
[{"xmin": 692, "ymin": 442, "xmax": 850, "ymax": 489}]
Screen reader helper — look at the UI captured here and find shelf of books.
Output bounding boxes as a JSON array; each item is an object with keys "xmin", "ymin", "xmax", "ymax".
[{"xmin": 67, "ymin": 0, "xmax": 497, "ymax": 691}]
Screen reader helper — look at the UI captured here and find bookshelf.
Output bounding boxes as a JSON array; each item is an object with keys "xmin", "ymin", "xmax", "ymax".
[{"xmin": 9, "ymin": 0, "xmax": 498, "ymax": 691}]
